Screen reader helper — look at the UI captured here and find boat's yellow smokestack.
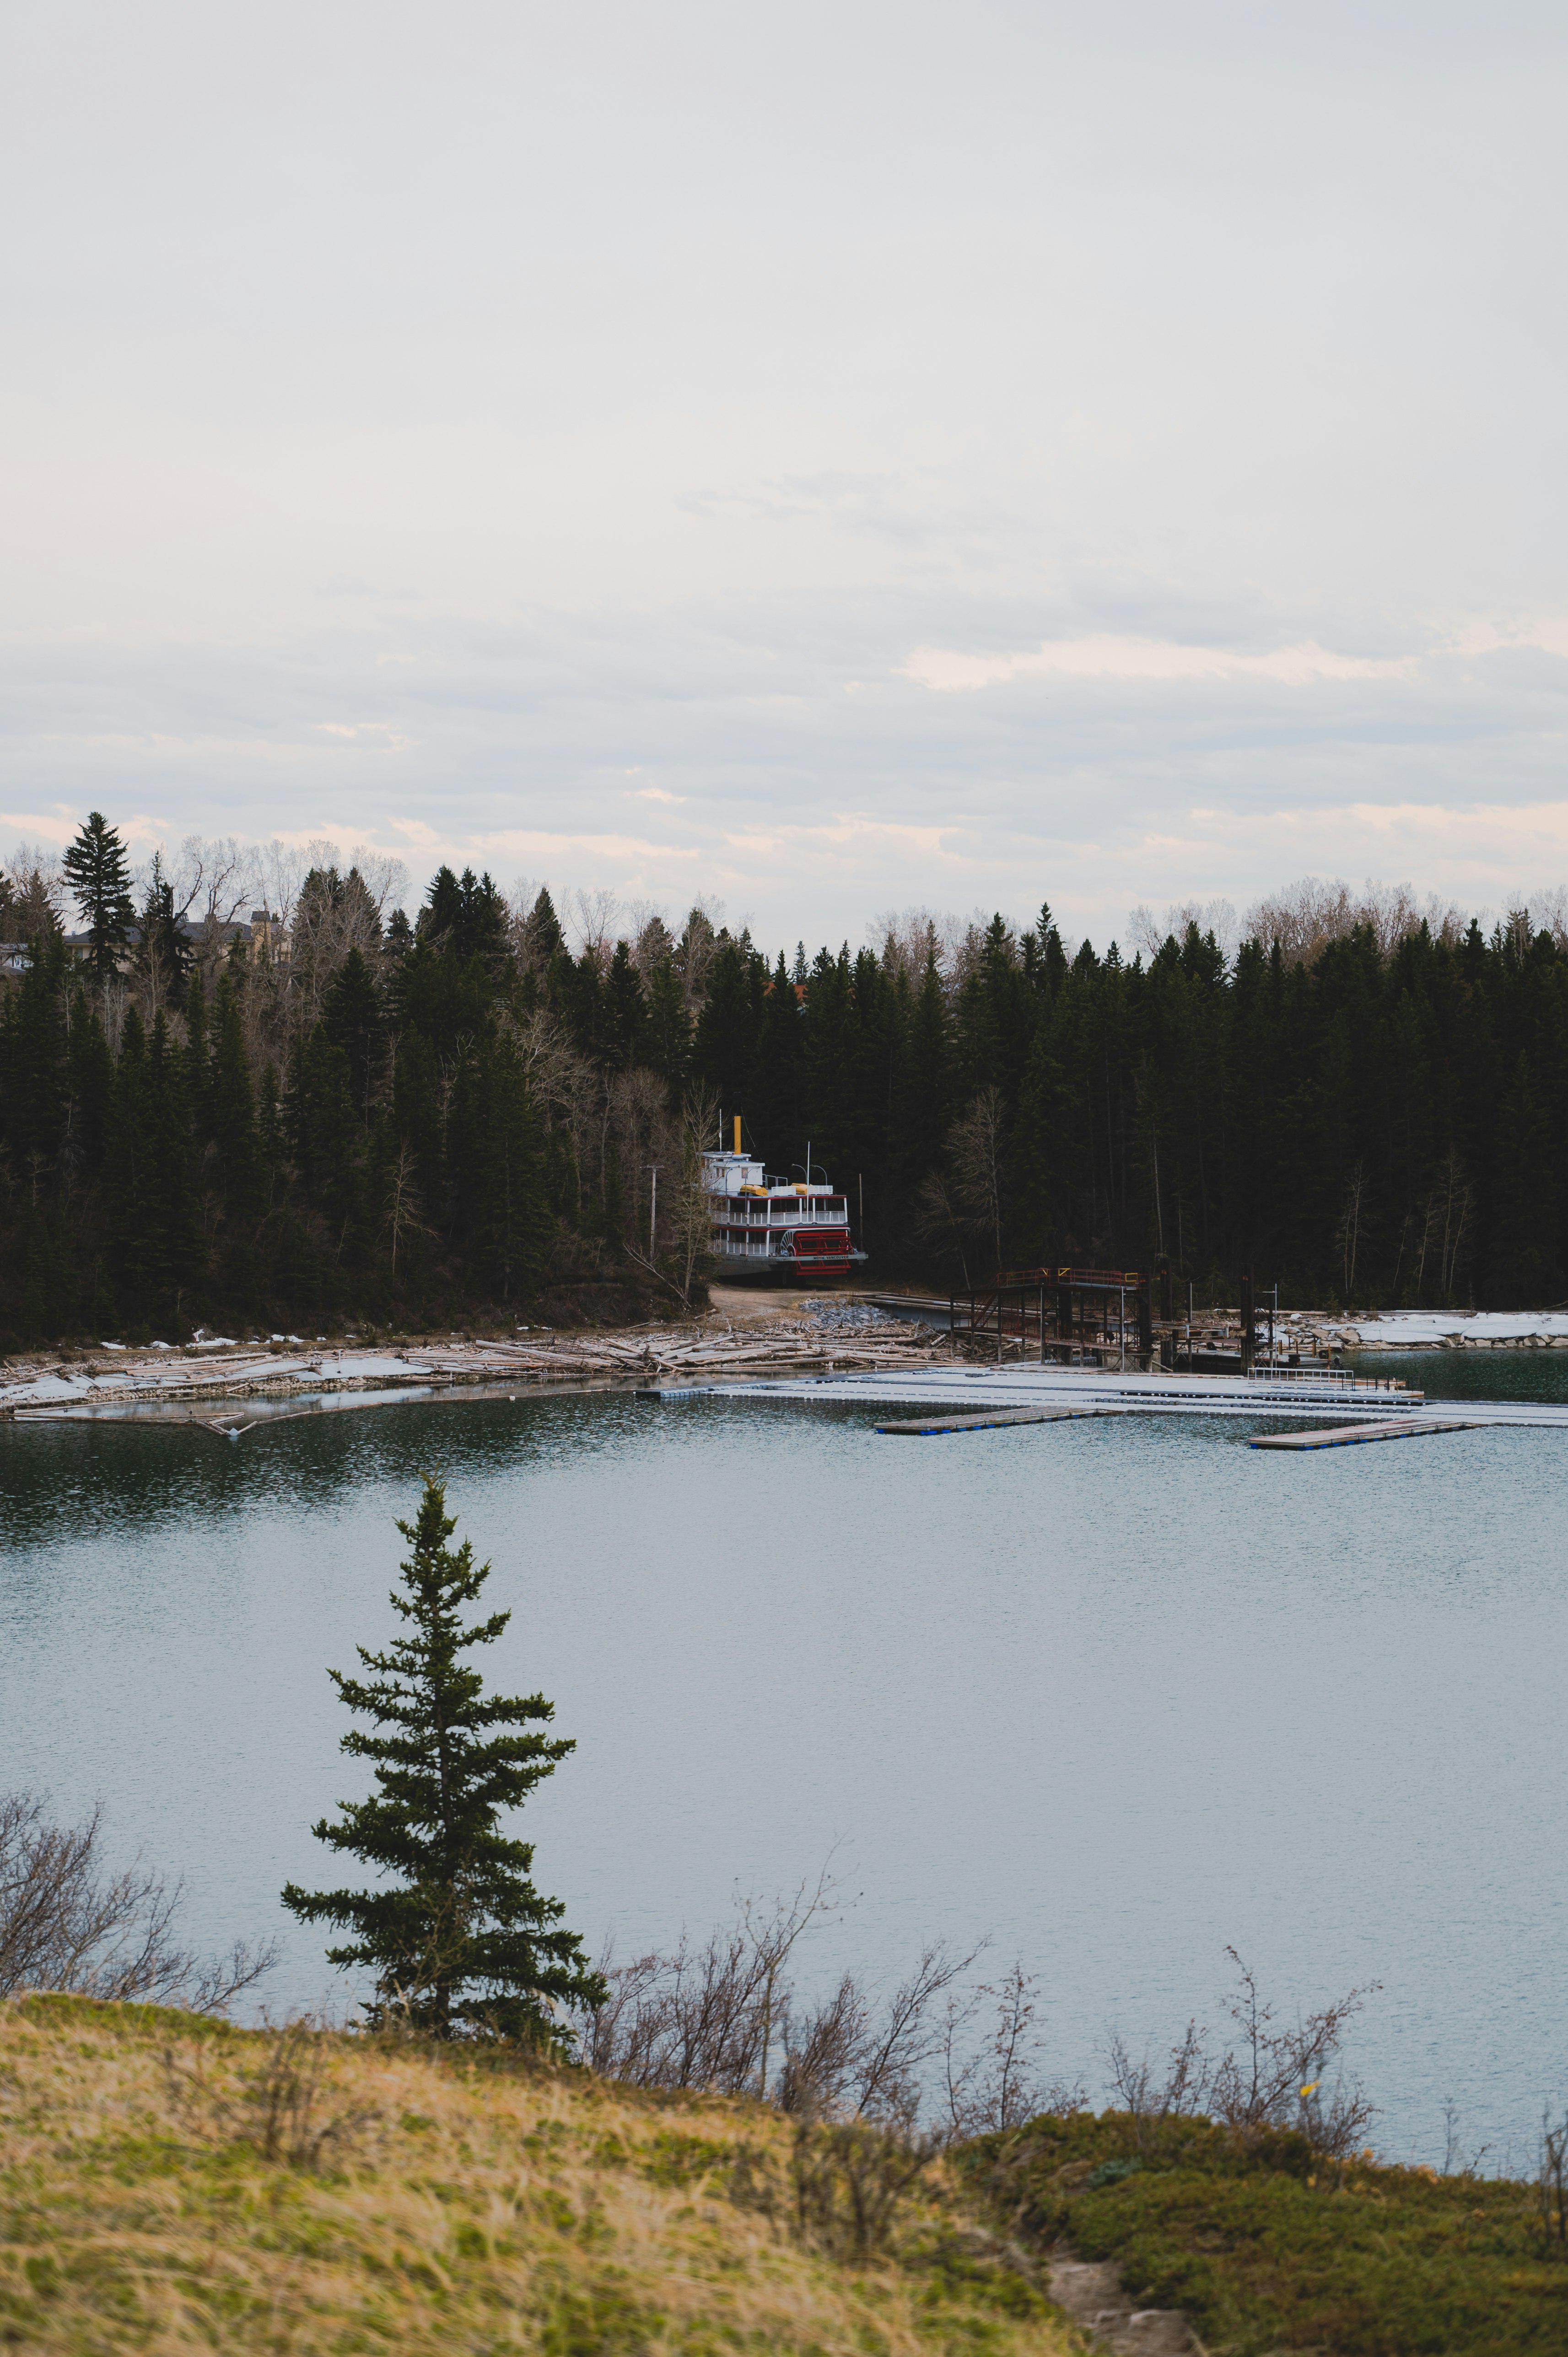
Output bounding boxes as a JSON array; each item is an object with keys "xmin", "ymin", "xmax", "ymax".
[{"xmin": 733, "ymin": 1114, "xmax": 743, "ymax": 1154}]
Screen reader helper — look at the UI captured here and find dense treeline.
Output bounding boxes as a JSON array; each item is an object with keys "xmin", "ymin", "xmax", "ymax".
[{"xmin": 0, "ymin": 816, "xmax": 1565, "ymax": 1343}]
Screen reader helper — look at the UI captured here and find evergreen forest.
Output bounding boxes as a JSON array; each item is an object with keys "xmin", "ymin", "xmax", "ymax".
[{"xmin": 1, "ymin": 816, "xmax": 1565, "ymax": 1345}]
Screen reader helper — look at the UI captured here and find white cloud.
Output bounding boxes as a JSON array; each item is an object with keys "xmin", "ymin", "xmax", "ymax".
[
  {"xmin": 900, "ymin": 637, "xmax": 1422, "ymax": 694},
  {"xmin": 4, "ymin": 2, "xmax": 1568, "ymax": 944}
]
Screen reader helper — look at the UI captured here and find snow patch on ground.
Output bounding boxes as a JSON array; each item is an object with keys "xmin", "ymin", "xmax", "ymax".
[{"xmin": 1336, "ymin": 1311, "xmax": 1568, "ymax": 1346}]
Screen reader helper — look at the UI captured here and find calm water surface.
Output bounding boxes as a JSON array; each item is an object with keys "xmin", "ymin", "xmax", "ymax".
[{"xmin": 4, "ymin": 1352, "xmax": 1565, "ymax": 2167}]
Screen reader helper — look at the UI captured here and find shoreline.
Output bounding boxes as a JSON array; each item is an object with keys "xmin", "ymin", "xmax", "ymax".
[
  {"xmin": 5, "ymin": 1290, "xmax": 1566, "ymax": 1432},
  {"xmin": 0, "ymin": 1289, "xmax": 949, "ymax": 1429}
]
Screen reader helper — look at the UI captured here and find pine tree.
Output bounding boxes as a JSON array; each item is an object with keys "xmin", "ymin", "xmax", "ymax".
[
  {"xmin": 281, "ymin": 1476, "xmax": 604, "ymax": 2040},
  {"xmin": 324, "ymin": 946, "xmax": 383, "ymax": 1118},
  {"xmin": 645, "ymin": 950, "xmax": 691, "ymax": 1107},
  {"xmin": 136, "ymin": 851, "xmax": 193, "ymax": 1011},
  {"xmin": 105, "ymin": 1009, "xmax": 157, "ymax": 1314},
  {"xmin": 605, "ymin": 940, "xmax": 649, "ymax": 1070},
  {"xmin": 62, "ymin": 812, "xmax": 137, "ymax": 980},
  {"xmin": 209, "ymin": 977, "xmax": 264, "ymax": 1287}
]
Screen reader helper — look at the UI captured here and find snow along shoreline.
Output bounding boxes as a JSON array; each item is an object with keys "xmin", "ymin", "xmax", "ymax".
[{"xmin": 1321, "ymin": 1311, "xmax": 1568, "ymax": 1350}]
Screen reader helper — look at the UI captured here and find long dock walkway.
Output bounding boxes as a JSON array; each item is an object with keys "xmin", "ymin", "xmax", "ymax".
[
  {"xmin": 656, "ymin": 1362, "xmax": 1568, "ymax": 1429},
  {"xmin": 1250, "ymin": 1416, "xmax": 1488, "ymax": 1450}
]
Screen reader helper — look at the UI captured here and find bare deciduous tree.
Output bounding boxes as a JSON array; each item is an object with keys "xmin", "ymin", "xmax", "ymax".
[
  {"xmin": 1336, "ymin": 1160, "xmax": 1370, "ymax": 1299},
  {"xmin": 0, "ymin": 1792, "xmax": 275, "ymax": 2013},
  {"xmin": 950, "ymin": 1088, "xmax": 1007, "ymax": 1276},
  {"xmin": 620, "ymin": 1085, "xmax": 717, "ymax": 1310},
  {"xmin": 1416, "ymin": 1148, "xmax": 1474, "ymax": 1303},
  {"xmin": 568, "ymin": 887, "xmax": 621, "ymax": 968},
  {"xmin": 1127, "ymin": 899, "xmax": 1239, "ymax": 963},
  {"xmin": 382, "ymin": 1141, "xmax": 427, "ymax": 1276},
  {"xmin": 2, "ymin": 843, "xmax": 67, "ymax": 947},
  {"xmin": 1244, "ymin": 875, "xmax": 1469, "ymax": 964}
]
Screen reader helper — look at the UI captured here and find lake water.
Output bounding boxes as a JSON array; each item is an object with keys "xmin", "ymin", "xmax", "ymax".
[{"xmin": 4, "ymin": 1352, "xmax": 1567, "ymax": 2169}]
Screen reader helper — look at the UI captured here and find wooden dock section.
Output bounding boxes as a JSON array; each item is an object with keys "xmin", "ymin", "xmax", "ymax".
[
  {"xmin": 876, "ymin": 1406, "xmax": 1121, "ymax": 1436},
  {"xmin": 1250, "ymin": 1416, "xmax": 1486, "ymax": 1452}
]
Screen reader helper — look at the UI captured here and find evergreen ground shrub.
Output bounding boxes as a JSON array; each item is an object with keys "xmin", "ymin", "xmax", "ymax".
[{"xmin": 960, "ymin": 2110, "xmax": 1568, "ymax": 2355}]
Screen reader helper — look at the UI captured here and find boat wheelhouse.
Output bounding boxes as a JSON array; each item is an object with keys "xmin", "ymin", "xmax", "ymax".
[{"xmin": 702, "ymin": 1118, "xmax": 866, "ymax": 1279}]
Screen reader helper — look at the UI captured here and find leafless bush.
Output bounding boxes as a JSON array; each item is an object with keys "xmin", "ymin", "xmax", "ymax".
[
  {"xmin": 1106, "ymin": 2019, "xmax": 1213, "ymax": 2154},
  {"xmin": 584, "ymin": 1870, "xmax": 840, "ymax": 2098},
  {"xmin": 943, "ymin": 1965, "xmax": 1083, "ymax": 2138},
  {"xmin": 789, "ymin": 2117, "xmax": 936, "ymax": 2258},
  {"xmin": 165, "ymin": 2016, "xmax": 376, "ymax": 2169},
  {"xmin": 1539, "ymin": 2109, "xmax": 1568, "ymax": 2245},
  {"xmin": 0, "ymin": 1792, "xmax": 275, "ymax": 2014},
  {"xmin": 1440, "ymin": 2094, "xmax": 1490, "ymax": 2179},
  {"xmin": 1107, "ymin": 1948, "xmax": 1378, "ymax": 2162},
  {"xmin": 732, "ymin": 2114, "xmax": 939, "ymax": 2264},
  {"xmin": 587, "ymin": 1879, "xmax": 1065, "ymax": 2150},
  {"xmin": 1209, "ymin": 1949, "xmax": 1377, "ymax": 2159}
]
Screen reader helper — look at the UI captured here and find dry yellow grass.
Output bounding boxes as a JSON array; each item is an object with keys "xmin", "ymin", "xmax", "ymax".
[{"xmin": 0, "ymin": 1995, "xmax": 1080, "ymax": 2356}]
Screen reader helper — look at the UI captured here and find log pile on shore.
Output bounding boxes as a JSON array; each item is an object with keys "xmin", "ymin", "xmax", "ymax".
[{"xmin": 0, "ymin": 1310, "xmax": 948, "ymax": 1420}]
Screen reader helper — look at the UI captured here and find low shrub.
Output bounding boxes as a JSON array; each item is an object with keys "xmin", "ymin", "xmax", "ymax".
[{"xmin": 961, "ymin": 2108, "xmax": 1568, "ymax": 2357}]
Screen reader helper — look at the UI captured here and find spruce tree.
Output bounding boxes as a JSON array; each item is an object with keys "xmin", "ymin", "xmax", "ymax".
[
  {"xmin": 105, "ymin": 1009, "xmax": 156, "ymax": 1314},
  {"xmin": 282, "ymin": 1476, "xmax": 604, "ymax": 2041},
  {"xmin": 63, "ymin": 812, "xmax": 136, "ymax": 979},
  {"xmin": 323, "ymin": 947, "xmax": 383, "ymax": 1117}
]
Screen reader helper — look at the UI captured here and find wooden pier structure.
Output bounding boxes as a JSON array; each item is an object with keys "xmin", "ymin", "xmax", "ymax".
[{"xmin": 951, "ymin": 1267, "xmax": 1154, "ymax": 1367}]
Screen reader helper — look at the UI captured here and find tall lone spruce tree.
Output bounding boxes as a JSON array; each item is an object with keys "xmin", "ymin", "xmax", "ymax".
[
  {"xmin": 282, "ymin": 1476, "xmax": 603, "ymax": 2040},
  {"xmin": 63, "ymin": 811, "xmax": 137, "ymax": 980}
]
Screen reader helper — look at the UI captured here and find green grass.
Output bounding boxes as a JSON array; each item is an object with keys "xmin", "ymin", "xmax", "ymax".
[
  {"xmin": 0, "ymin": 1995, "xmax": 1080, "ymax": 2357},
  {"xmin": 958, "ymin": 2111, "xmax": 1568, "ymax": 2355}
]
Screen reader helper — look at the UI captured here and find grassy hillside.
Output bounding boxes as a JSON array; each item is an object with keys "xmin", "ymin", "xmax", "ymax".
[
  {"xmin": 961, "ymin": 2109, "xmax": 1568, "ymax": 2357},
  {"xmin": 0, "ymin": 1996, "xmax": 1077, "ymax": 2357}
]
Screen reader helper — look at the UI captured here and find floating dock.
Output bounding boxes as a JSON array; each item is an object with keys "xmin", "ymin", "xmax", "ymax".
[
  {"xmin": 876, "ymin": 1406, "xmax": 1121, "ymax": 1436},
  {"xmin": 1249, "ymin": 1416, "xmax": 1487, "ymax": 1451},
  {"xmin": 652, "ymin": 1361, "xmax": 1568, "ymax": 1431}
]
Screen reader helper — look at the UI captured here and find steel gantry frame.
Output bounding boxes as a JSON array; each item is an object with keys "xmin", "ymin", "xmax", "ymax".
[{"xmin": 951, "ymin": 1267, "xmax": 1153, "ymax": 1368}]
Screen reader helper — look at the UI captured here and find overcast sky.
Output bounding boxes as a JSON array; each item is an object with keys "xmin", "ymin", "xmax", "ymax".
[{"xmin": 4, "ymin": 0, "xmax": 1568, "ymax": 950}]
